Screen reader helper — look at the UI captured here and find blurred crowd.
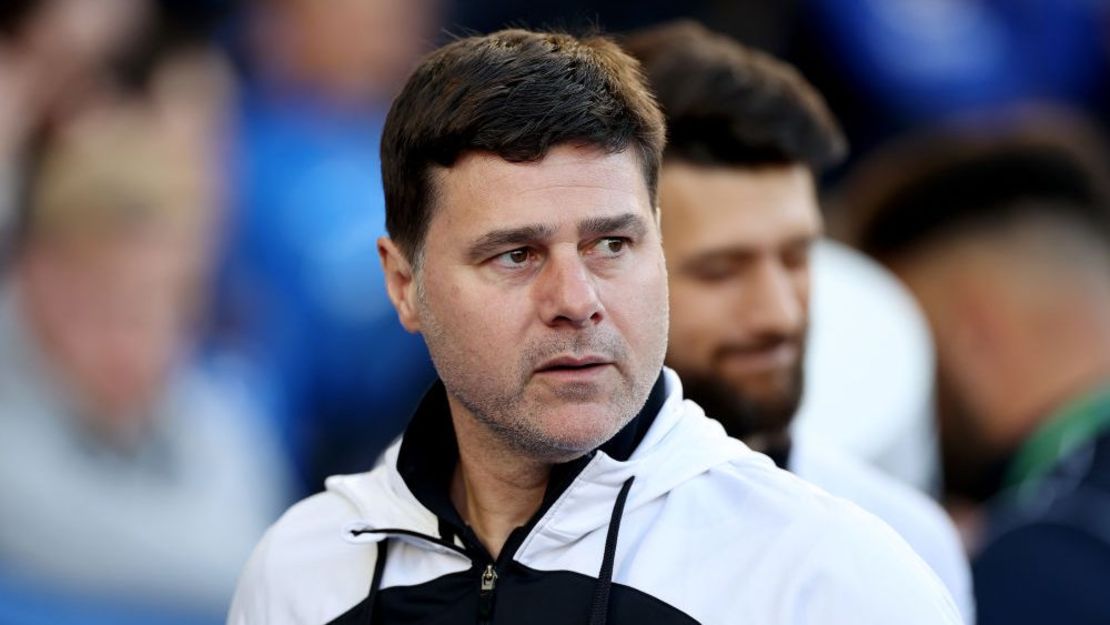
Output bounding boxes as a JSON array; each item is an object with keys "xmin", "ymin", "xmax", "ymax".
[{"xmin": 0, "ymin": 1, "xmax": 1107, "ymax": 624}]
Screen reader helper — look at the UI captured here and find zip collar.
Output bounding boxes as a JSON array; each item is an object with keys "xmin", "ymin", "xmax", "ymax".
[{"xmin": 392, "ymin": 373, "xmax": 667, "ymax": 556}]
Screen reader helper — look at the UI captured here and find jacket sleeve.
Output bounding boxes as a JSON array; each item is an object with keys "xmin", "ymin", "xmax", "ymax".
[
  {"xmin": 227, "ymin": 526, "xmax": 279, "ymax": 625},
  {"xmin": 793, "ymin": 506, "xmax": 966, "ymax": 625}
]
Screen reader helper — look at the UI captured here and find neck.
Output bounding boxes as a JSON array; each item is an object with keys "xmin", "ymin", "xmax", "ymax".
[{"xmin": 448, "ymin": 397, "xmax": 552, "ymax": 560}]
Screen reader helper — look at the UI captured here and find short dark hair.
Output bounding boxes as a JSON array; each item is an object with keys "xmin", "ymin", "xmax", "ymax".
[
  {"xmin": 622, "ymin": 20, "xmax": 845, "ymax": 170},
  {"xmin": 835, "ymin": 123, "xmax": 1110, "ymax": 260},
  {"xmin": 381, "ymin": 28, "xmax": 666, "ymax": 262}
]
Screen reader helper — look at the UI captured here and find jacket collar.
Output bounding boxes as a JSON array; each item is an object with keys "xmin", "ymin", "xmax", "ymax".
[{"xmin": 395, "ymin": 373, "xmax": 667, "ymax": 540}]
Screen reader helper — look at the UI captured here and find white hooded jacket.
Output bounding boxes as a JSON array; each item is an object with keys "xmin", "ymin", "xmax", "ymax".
[{"xmin": 229, "ymin": 369, "xmax": 963, "ymax": 625}]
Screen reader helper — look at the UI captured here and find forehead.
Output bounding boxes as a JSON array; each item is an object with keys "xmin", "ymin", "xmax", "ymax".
[
  {"xmin": 427, "ymin": 145, "xmax": 653, "ymax": 241},
  {"xmin": 659, "ymin": 162, "xmax": 820, "ymax": 255}
]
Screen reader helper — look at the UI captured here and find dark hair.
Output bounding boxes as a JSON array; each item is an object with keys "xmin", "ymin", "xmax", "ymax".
[
  {"xmin": 834, "ymin": 121, "xmax": 1110, "ymax": 259},
  {"xmin": 622, "ymin": 20, "xmax": 845, "ymax": 170},
  {"xmin": 0, "ymin": 0, "xmax": 38, "ymax": 38},
  {"xmin": 381, "ymin": 28, "xmax": 666, "ymax": 262}
]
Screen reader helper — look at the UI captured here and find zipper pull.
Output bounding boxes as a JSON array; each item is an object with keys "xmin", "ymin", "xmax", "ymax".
[
  {"xmin": 480, "ymin": 564, "xmax": 498, "ymax": 592},
  {"xmin": 478, "ymin": 564, "xmax": 498, "ymax": 623}
]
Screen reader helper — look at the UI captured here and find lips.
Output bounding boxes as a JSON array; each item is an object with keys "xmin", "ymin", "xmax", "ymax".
[
  {"xmin": 717, "ymin": 342, "xmax": 799, "ymax": 375},
  {"xmin": 534, "ymin": 355, "xmax": 613, "ymax": 374}
]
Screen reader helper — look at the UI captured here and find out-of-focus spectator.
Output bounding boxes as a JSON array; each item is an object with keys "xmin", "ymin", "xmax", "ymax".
[
  {"xmin": 623, "ymin": 21, "xmax": 973, "ymax": 621},
  {"xmin": 0, "ymin": 88, "xmax": 288, "ymax": 623},
  {"xmin": 213, "ymin": 0, "xmax": 441, "ymax": 493},
  {"xmin": 839, "ymin": 114, "xmax": 1110, "ymax": 625},
  {"xmin": 0, "ymin": 0, "xmax": 151, "ymax": 264}
]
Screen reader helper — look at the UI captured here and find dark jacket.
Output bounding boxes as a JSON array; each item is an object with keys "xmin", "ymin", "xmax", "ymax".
[{"xmin": 974, "ymin": 391, "xmax": 1110, "ymax": 625}]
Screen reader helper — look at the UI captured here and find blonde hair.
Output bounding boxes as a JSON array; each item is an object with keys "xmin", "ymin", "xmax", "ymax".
[{"xmin": 28, "ymin": 107, "xmax": 207, "ymax": 243}]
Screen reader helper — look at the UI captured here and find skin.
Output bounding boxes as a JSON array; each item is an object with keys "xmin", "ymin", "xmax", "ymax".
[
  {"xmin": 17, "ymin": 223, "xmax": 206, "ymax": 443},
  {"xmin": 660, "ymin": 162, "xmax": 820, "ymax": 448},
  {"xmin": 379, "ymin": 145, "xmax": 669, "ymax": 557}
]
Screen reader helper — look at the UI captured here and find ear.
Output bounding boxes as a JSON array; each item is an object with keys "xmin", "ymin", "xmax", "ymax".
[{"xmin": 378, "ymin": 237, "xmax": 422, "ymax": 333}]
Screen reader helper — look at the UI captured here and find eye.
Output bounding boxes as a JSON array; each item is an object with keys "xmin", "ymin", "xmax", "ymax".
[
  {"xmin": 591, "ymin": 237, "xmax": 629, "ymax": 257},
  {"xmin": 782, "ymin": 243, "xmax": 812, "ymax": 270},
  {"xmin": 493, "ymin": 247, "xmax": 534, "ymax": 269},
  {"xmin": 690, "ymin": 259, "xmax": 738, "ymax": 283}
]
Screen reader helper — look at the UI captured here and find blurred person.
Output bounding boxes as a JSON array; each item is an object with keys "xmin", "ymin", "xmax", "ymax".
[
  {"xmin": 623, "ymin": 20, "xmax": 972, "ymax": 621},
  {"xmin": 213, "ymin": 0, "xmax": 442, "ymax": 493},
  {"xmin": 229, "ymin": 28, "xmax": 962, "ymax": 625},
  {"xmin": 840, "ymin": 120, "xmax": 1110, "ymax": 625},
  {"xmin": 0, "ymin": 96, "xmax": 288, "ymax": 623}
]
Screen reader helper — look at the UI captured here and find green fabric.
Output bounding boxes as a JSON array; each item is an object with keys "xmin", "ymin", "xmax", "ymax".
[{"xmin": 1005, "ymin": 385, "xmax": 1110, "ymax": 491}]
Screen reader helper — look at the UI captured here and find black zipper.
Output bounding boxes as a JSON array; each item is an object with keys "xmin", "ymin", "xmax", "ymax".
[
  {"xmin": 471, "ymin": 517, "xmax": 544, "ymax": 625},
  {"xmin": 353, "ymin": 528, "xmax": 505, "ymax": 625}
]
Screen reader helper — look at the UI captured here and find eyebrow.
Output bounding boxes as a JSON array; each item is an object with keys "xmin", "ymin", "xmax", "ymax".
[
  {"xmin": 464, "ymin": 213, "xmax": 650, "ymax": 263},
  {"xmin": 578, "ymin": 213, "xmax": 649, "ymax": 239},
  {"xmin": 680, "ymin": 234, "xmax": 818, "ymax": 271},
  {"xmin": 465, "ymin": 223, "xmax": 556, "ymax": 262}
]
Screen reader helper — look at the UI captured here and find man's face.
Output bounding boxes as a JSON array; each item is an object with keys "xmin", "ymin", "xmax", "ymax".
[
  {"xmin": 385, "ymin": 145, "xmax": 668, "ymax": 461},
  {"xmin": 21, "ymin": 223, "xmax": 206, "ymax": 427},
  {"xmin": 660, "ymin": 162, "xmax": 820, "ymax": 439}
]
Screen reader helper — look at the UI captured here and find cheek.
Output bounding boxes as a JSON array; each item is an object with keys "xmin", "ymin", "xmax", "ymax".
[
  {"xmin": 421, "ymin": 273, "xmax": 530, "ymax": 362},
  {"xmin": 609, "ymin": 257, "xmax": 670, "ymax": 350},
  {"xmin": 666, "ymin": 279, "xmax": 730, "ymax": 346}
]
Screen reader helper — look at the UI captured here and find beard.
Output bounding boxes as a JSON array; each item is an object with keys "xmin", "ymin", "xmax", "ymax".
[
  {"xmin": 678, "ymin": 340, "xmax": 806, "ymax": 441},
  {"xmin": 451, "ymin": 329, "xmax": 637, "ymax": 456}
]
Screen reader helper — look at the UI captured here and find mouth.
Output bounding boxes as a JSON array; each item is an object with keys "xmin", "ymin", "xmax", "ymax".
[
  {"xmin": 534, "ymin": 355, "xmax": 614, "ymax": 378},
  {"xmin": 717, "ymin": 343, "xmax": 799, "ymax": 375}
]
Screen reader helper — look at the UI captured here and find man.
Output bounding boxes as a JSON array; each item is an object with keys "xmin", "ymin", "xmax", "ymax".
[
  {"xmin": 840, "ymin": 122, "xmax": 1110, "ymax": 625},
  {"xmin": 623, "ymin": 21, "xmax": 973, "ymax": 622},
  {"xmin": 0, "ymin": 102, "xmax": 288, "ymax": 621},
  {"xmin": 229, "ymin": 28, "xmax": 962, "ymax": 624}
]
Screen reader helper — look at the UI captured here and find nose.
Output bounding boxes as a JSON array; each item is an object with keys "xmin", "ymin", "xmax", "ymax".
[
  {"xmin": 742, "ymin": 259, "xmax": 805, "ymax": 337},
  {"xmin": 536, "ymin": 251, "xmax": 604, "ymax": 329}
]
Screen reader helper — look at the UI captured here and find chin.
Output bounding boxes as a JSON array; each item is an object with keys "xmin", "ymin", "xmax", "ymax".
[{"xmin": 534, "ymin": 405, "xmax": 630, "ymax": 457}]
